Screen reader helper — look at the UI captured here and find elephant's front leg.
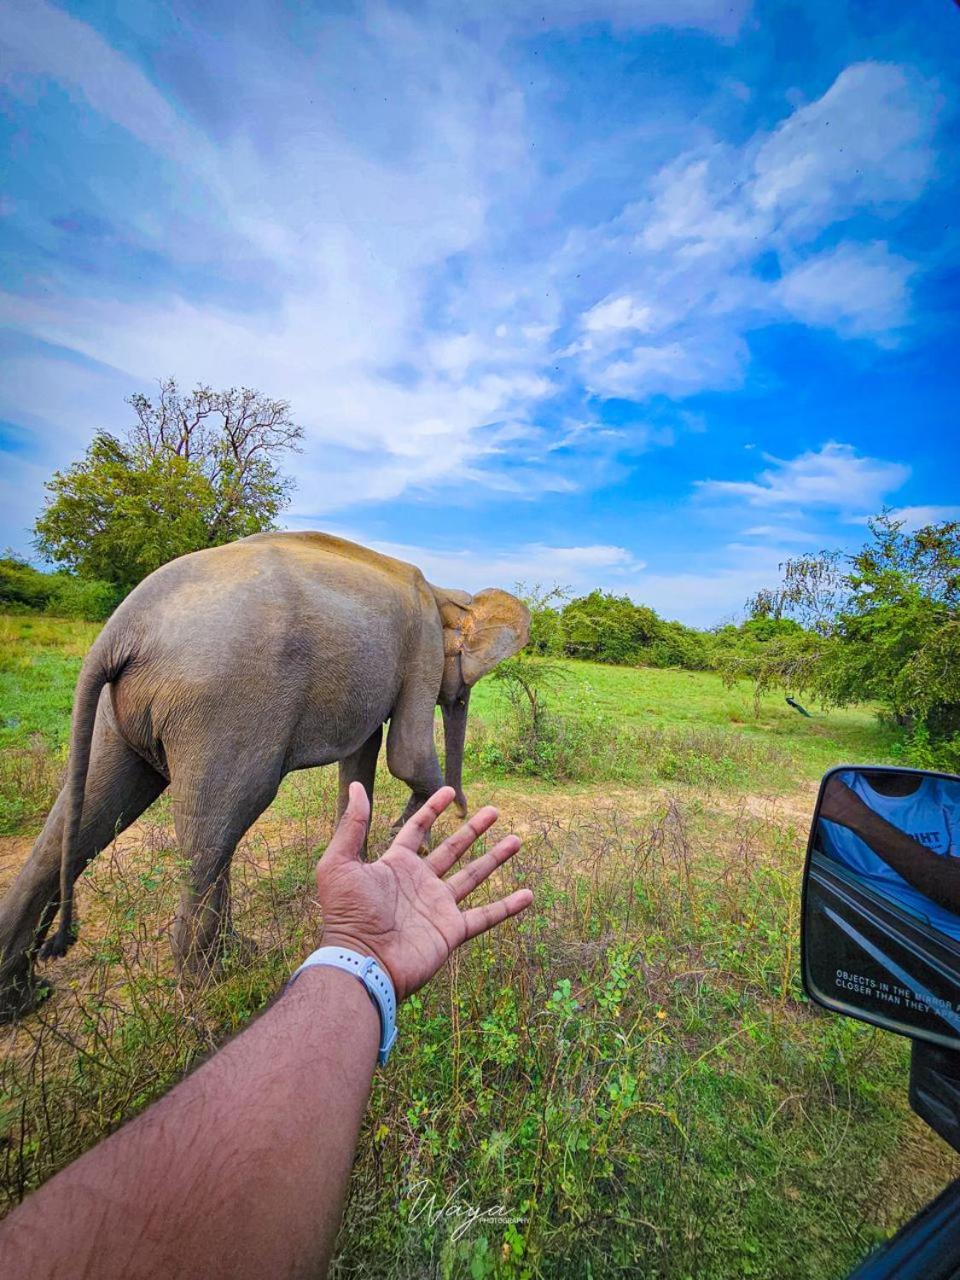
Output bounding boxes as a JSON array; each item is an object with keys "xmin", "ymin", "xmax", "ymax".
[
  {"xmin": 385, "ymin": 690, "xmax": 444, "ymax": 844},
  {"xmin": 337, "ymin": 725, "xmax": 383, "ymax": 859}
]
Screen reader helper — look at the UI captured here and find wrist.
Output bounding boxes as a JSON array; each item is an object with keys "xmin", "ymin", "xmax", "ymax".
[
  {"xmin": 282, "ymin": 963, "xmax": 380, "ymax": 1058},
  {"xmin": 292, "ymin": 942, "xmax": 399, "ymax": 1065},
  {"xmin": 319, "ymin": 931, "xmax": 399, "ymax": 999}
]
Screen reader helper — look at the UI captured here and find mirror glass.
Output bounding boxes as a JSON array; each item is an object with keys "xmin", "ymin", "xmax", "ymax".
[{"xmin": 803, "ymin": 766, "xmax": 960, "ymax": 1049}]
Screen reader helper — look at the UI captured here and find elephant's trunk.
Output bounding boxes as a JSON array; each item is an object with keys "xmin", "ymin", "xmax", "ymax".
[{"xmin": 441, "ymin": 691, "xmax": 471, "ymax": 818}]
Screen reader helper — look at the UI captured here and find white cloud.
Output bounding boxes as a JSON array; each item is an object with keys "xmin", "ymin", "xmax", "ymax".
[
  {"xmin": 0, "ymin": 2, "xmax": 564, "ymax": 508},
  {"xmin": 588, "ymin": 332, "xmax": 749, "ymax": 400},
  {"xmin": 0, "ymin": 0, "xmax": 211, "ymax": 168},
  {"xmin": 582, "ymin": 294, "xmax": 656, "ymax": 335},
  {"xmin": 633, "ymin": 563, "xmax": 781, "ymax": 627},
  {"xmin": 453, "ymin": 0, "xmax": 750, "ymax": 37},
  {"xmin": 741, "ymin": 524, "xmax": 818, "ymax": 544},
  {"xmin": 752, "ymin": 63, "xmax": 936, "ymax": 231},
  {"xmin": 558, "ymin": 60, "xmax": 937, "ymax": 404},
  {"xmin": 0, "ymin": 0, "xmax": 944, "ymax": 538},
  {"xmin": 777, "ymin": 242, "xmax": 915, "ymax": 340},
  {"xmin": 697, "ymin": 442, "xmax": 910, "ymax": 510}
]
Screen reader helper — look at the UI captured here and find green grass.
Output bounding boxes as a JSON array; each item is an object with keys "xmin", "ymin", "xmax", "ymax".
[
  {"xmin": 0, "ymin": 615, "xmax": 100, "ymax": 832},
  {"xmin": 0, "ymin": 615, "xmax": 98, "ymax": 747},
  {"xmin": 0, "ymin": 616, "xmax": 898, "ymax": 833},
  {"xmin": 470, "ymin": 659, "xmax": 898, "ymax": 782}
]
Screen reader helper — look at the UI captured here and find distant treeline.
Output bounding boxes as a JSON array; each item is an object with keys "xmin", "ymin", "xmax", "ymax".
[
  {"xmin": 0, "ymin": 556, "xmax": 120, "ymax": 621},
  {"xmin": 524, "ymin": 588, "xmax": 803, "ymax": 672}
]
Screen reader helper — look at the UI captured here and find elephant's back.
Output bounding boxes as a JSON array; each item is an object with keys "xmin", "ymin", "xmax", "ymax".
[
  {"xmin": 102, "ymin": 531, "xmax": 432, "ymax": 760},
  {"xmin": 112, "ymin": 531, "xmax": 426, "ymax": 639}
]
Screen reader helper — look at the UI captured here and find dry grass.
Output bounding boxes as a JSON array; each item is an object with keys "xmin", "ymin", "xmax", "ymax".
[{"xmin": 2, "ymin": 771, "xmax": 957, "ymax": 1278}]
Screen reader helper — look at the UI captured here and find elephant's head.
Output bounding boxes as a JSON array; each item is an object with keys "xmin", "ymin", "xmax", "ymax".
[{"xmin": 430, "ymin": 585, "xmax": 531, "ymax": 816}]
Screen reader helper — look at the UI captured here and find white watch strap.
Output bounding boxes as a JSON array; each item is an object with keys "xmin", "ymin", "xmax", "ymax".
[{"xmin": 287, "ymin": 946, "xmax": 398, "ymax": 1065}]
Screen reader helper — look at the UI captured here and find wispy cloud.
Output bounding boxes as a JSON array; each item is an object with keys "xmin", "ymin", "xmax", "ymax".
[
  {"xmin": 313, "ymin": 529, "xmax": 646, "ymax": 595},
  {"xmin": 697, "ymin": 443, "xmax": 910, "ymax": 510},
  {"xmin": 776, "ymin": 242, "xmax": 915, "ymax": 341},
  {"xmin": 0, "ymin": 2, "xmax": 942, "ymax": 513},
  {"xmin": 560, "ymin": 61, "xmax": 937, "ymax": 401}
]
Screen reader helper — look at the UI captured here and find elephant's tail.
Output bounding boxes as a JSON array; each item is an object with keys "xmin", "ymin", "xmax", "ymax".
[{"xmin": 40, "ymin": 640, "xmax": 124, "ymax": 959}]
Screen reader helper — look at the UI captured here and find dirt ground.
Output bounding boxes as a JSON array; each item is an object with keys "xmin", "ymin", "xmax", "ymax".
[{"xmin": 0, "ymin": 777, "xmax": 822, "ymax": 896}]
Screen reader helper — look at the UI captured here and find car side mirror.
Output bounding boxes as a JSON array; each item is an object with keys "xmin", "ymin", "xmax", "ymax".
[{"xmin": 802, "ymin": 765, "xmax": 960, "ymax": 1051}]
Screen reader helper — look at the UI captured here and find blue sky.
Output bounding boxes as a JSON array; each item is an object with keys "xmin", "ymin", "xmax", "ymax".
[{"xmin": 1, "ymin": 0, "xmax": 958, "ymax": 626}]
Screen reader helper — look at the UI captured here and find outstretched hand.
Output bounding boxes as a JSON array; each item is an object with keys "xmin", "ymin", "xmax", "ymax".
[{"xmin": 314, "ymin": 784, "xmax": 533, "ymax": 1001}]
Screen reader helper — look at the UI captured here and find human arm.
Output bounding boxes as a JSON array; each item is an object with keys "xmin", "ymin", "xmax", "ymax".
[
  {"xmin": 820, "ymin": 777, "xmax": 960, "ymax": 913},
  {"xmin": 0, "ymin": 784, "xmax": 532, "ymax": 1280}
]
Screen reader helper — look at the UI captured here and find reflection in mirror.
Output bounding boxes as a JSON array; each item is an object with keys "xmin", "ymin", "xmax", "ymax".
[{"xmin": 804, "ymin": 767, "xmax": 960, "ymax": 1049}]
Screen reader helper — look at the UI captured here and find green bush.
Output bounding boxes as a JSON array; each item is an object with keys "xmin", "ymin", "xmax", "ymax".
[
  {"xmin": 736, "ymin": 515, "xmax": 960, "ymax": 753},
  {"xmin": 46, "ymin": 574, "xmax": 120, "ymax": 621},
  {"xmin": 0, "ymin": 556, "xmax": 58, "ymax": 610},
  {"xmin": 892, "ymin": 723, "xmax": 960, "ymax": 775},
  {"xmin": 0, "ymin": 555, "xmax": 118, "ymax": 621}
]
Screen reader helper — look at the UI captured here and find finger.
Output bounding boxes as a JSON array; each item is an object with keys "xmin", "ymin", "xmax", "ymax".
[
  {"xmin": 426, "ymin": 806, "xmax": 500, "ymax": 877},
  {"xmin": 461, "ymin": 887, "xmax": 533, "ymax": 942},
  {"xmin": 392, "ymin": 786, "xmax": 457, "ymax": 854},
  {"xmin": 447, "ymin": 834, "xmax": 521, "ymax": 903},
  {"xmin": 320, "ymin": 782, "xmax": 371, "ymax": 867}
]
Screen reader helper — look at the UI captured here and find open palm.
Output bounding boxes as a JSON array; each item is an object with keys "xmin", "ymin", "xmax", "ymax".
[{"xmin": 315, "ymin": 784, "xmax": 532, "ymax": 1001}]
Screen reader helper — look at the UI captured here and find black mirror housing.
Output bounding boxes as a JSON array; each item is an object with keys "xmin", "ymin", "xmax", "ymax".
[{"xmin": 802, "ymin": 765, "xmax": 960, "ymax": 1052}]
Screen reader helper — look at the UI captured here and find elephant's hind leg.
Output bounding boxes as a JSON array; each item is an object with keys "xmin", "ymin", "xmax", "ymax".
[
  {"xmin": 0, "ymin": 721, "xmax": 167, "ymax": 1022},
  {"xmin": 169, "ymin": 764, "xmax": 283, "ymax": 982}
]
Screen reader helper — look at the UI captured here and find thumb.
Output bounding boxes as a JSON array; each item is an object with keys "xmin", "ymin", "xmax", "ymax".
[{"xmin": 321, "ymin": 782, "xmax": 371, "ymax": 867}]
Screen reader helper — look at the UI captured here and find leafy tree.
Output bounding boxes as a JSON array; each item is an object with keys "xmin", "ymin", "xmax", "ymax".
[
  {"xmin": 648, "ymin": 618, "xmax": 715, "ymax": 670},
  {"xmin": 732, "ymin": 514, "xmax": 960, "ymax": 758},
  {"xmin": 560, "ymin": 590, "xmax": 662, "ymax": 664},
  {"xmin": 521, "ymin": 584, "xmax": 567, "ymax": 656},
  {"xmin": 34, "ymin": 380, "xmax": 303, "ymax": 594}
]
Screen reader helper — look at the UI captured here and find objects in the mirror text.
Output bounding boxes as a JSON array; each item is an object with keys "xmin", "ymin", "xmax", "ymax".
[{"xmin": 834, "ymin": 968, "xmax": 956, "ymax": 1017}]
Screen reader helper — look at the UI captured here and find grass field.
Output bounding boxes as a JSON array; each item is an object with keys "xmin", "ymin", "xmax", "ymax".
[{"xmin": 1, "ymin": 613, "xmax": 955, "ymax": 1278}]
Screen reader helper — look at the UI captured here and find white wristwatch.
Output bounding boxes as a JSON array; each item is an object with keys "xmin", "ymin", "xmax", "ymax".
[{"xmin": 287, "ymin": 946, "xmax": 398, "ymax": 1065}]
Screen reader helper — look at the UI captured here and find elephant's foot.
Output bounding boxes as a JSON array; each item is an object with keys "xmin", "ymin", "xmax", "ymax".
[
  {"xmin": 388, "ymin": 817, "xmax": 431, "ymax": 857},
  {"xmin": 0, "ymin": 972, "xmax": 54, "ymax": 1024},
  {"xmin": 172, "ymin": 927, "xmax": 259, "ymax": 986},
  {"xmin": 39, "ymin": 922, "xmax": 77, "ymax": 961},
  {"xmin": 223, "ymin": 930, "xmax": 259, "ymax": 963}
]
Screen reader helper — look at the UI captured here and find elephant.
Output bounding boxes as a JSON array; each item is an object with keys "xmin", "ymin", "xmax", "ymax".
[{"xmin": 0, "ymin": 531, "xmax": 529, "ymax": 1020}]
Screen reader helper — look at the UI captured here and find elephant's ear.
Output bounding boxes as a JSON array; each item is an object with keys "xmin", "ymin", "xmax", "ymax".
[
  {"xmin": 431, "ymin": 585, "xmax": 531, "ymax": 684},
  {"xmin": 459, "ymin": 589, "xmax": 531, "ymax": 685},
  {"xmin": 431, "ymin": 585, "xmax": 474, "ymax": 660}
]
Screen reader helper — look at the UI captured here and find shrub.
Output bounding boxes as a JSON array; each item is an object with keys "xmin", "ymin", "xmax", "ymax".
[
  {"xmin": 467, "ymin": 698, "xmax": 792, "ymax": 791},
  {"xmin": 0, "ymin": 555, "xmax": 118, "ymax": 621},
  {"xmin": 0, "ymin": 556, "xmax": 57, "ymax": 611},
  {"xmin": 46, "ymin": 575, "xmax": 120, "ymax": 621}
]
